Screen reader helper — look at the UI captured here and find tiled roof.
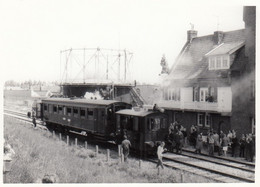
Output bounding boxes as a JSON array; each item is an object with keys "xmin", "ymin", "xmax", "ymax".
[{"xmin": 167, "ymin": 29, "xmax": 245, "ymax": 80}]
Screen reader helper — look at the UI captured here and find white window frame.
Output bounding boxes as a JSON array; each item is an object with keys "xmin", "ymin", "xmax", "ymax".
[
  {"xmin": 200, "ymin": 87, "xmax": 208, "ymax": 102},
  {"xmin": 216, "ymin": 56, "xmax": 221, "ymax": 69},
  {"xmin": 205, "ymin": 114, "xmax": 211, "ymax": 128},
  {"xmin": 209, "ymin": 58, "xmax": 215, "ymax": 69},
  {"xmin": 197, "ymin": 113, "xmax": 211, "ymax": 128},
  {"xmin": 208, "ymin": 55, "xmax": 230, "ymax": 70},
  {"xmin": 197, "ymin": 113, "xmax": 204, "ymax": 127},
  {"xmin": 167, "ymin": 88, "xmax": 180, "ymax": 101}
]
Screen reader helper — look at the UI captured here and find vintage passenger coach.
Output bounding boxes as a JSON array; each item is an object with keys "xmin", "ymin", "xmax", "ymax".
[{"xmin": 39, "ymin": 98, "xmax": 131, "ymax": 140}]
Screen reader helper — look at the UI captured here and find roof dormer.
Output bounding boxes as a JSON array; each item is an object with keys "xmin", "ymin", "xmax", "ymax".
[{"xmin": 205, "ymin": 41, "xmax": 245, "ymax": 70}]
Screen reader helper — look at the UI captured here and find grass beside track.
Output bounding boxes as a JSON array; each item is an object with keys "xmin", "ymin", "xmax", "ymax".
[{"xmin": 4, "ymin": 116, "xmax": 216, "ymax": 183}]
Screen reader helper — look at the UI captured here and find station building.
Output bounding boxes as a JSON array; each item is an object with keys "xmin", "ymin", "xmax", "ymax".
[{"xmin": 157, "ymin": 7, "xmax": 255, "ymax": 137}]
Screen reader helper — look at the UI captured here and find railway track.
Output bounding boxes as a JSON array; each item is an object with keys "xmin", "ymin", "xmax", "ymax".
[
  {"xmin": 158, "ymin": 152, "xmax": 254, "ymax": 183},
  {"xmin": 4, "ymin": 109, "xmax": 46, "ymax": 129},
  {"xmin": 182, "ymin": 148, "xmax": 255, "ymax": 168},
  {"xmin": 4, "ymin": 109, "xmax": 255, "ymax": 183}
]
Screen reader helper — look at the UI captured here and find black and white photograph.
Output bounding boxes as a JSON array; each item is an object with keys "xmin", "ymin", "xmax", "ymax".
[{"xmin": 1, "ymin": 0, "xmax": 257, "ymax": 184}]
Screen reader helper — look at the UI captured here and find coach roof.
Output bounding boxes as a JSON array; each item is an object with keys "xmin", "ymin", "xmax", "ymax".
[{"xmin": 42, "ymin": 98, "xmax": 125, "ymax": 106}]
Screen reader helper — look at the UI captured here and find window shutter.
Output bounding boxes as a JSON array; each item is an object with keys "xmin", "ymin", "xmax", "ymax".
[{"xmin": 214, "ymin": 87, "xmax": 218, "ymax": 102}]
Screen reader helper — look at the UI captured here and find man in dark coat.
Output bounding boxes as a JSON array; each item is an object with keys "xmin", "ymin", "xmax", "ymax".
[
  {"xmin": 32, "ymin": 117, "xmax": 37, "ymax": 128},
  {"xmin": 175, "ymin": 130, "xmax": 183, "ymax": 154}
]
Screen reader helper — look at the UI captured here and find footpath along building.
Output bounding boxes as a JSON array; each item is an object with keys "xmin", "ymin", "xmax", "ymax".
[{"xmin": 158, "ymin": 7, "xmax": 255, "ymax": 137}]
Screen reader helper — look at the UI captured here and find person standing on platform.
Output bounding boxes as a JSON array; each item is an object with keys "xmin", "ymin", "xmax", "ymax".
[
  {"xmin": 195, "ymin": 133, "xmax": 203, "ymax": 154},
  {"xmin": 221, "ymin": 134, "xmax": 229, "ymax": 157},
  {"xmin": 156, "ymin": 142, "xmax": 165, "ymax": 169},
  {"xmin": 208, "ymin": 133, "xmax": 215, "ymax": 156}
]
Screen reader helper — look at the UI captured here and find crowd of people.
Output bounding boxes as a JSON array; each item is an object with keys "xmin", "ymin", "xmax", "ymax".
[
  {"xmin": 188, "ymin": 125, "xmax": 255, "ymax": 162},
  {"xmin": 164, "ymin": 122, "xmax": 255, "ymax": 162}
]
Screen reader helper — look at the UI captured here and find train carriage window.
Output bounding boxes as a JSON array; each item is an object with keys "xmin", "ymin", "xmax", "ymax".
[
  {"xmin": 80, "ymin": 109, "xmax": 86, "ymax": 119},
  {"xmin": 43, "ymin": 104, "xmax": 48, "ymax": 111},
  {"xmin": 147, "ymin": 118, "xmax": 161, "ymax": 131},
  {"xmin": 87, "ymin": 109, "xmax": 94, "ymax": 120},
  {"xmin": 67, "ymin": 107, "xmax": 72, "ymax": 116},
  {"xmin": 48, "ymin": 104, "xmax": 52, "ymax": 113},
  {"xmin": 73, "ymin": 108, "xmax": 78, "ymax": 117},
  {"xmin": 161, "ymin": 118, "xmax": 167, "ymax": 129},
  {"xmin": 53, "ymin": 105, "xmax": 57, "ymax": 114},
  {"xmin": 58, "ymin": 106, "xmax": 63, "ymax": 115}
]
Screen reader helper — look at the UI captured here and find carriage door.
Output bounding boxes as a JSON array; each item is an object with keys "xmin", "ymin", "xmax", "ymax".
[{"xmin": 96, "ymin": 108, "xmax": 105, "ymax": 133}]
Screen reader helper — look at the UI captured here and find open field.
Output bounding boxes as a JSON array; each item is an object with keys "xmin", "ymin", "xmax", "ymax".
[{"xmin": 3, "ymin": 115, "xmax": 216, "ymax": 183}]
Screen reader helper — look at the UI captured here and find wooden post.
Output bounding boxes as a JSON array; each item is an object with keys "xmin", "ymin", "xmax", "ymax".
[
  {"xmin": 118, "ymin": 145, "xmax": 121, "ymax": 157},
  {"xmin": 67, "ymin": 135, "xmax": 69, "ymax": 145},
  {"xmin": 181, "ymin": 172, "xmax": 184, "ymax": 182},
  {"xmin": 96, "ymin": 145, "xmax": 99, "ymax": 156},
  {"xmin": 53, "ymin": 130, "xmax": 55, "ymax": 138},
  {"xmin": 157, "ymin": 167, "xmax": 160, "ymax": 175},
  {"xmin": 139, "ymin": 160, "xmax": 142, "ymax": 168},
  {"xmin": 85, "ymin": 141, "xmax": 88, "ymax": 149},
  {"xmin": 121, "ymin": 153, "xmax": 124, "ymax": 163},
  {"xmin": 106, "ymin": 149, "xmax": 110, "ymax": 162},
  {"xmin": 75, "ymin": 138, "xmax": 78, "ymax": 147},
  {"xmin": 59, "ymin": 133, "xmax": 62, "ymax": 140}
]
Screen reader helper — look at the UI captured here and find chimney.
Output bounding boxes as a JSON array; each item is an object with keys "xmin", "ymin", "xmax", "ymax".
[
  {"xmin": 187, "ymin": 30, "xmax": 198, "ymax": 42},
  {"xmin": 213, "ymin": 31, "xmax": 224, "ymax": 44}
]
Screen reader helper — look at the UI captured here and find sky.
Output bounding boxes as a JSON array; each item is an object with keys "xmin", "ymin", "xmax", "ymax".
[{"xmin": 0, "ymin": 0, "xmax": 256, "ymax": 84}]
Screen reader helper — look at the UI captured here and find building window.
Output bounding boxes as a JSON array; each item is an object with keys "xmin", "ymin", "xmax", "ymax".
[
  {"xmin": 167, "ymin": 88, "xmax": 180, "ymax": 101},
  {"xmin": 216, "ymin": 57, "xmax": 221, "ymax": 68},
  {"xmin": 222, "ymin": 56, "xmax": 228, "ymax": 68},
  {"xmin": 209, "ymin": 58, "xmax": 215, "ymax": 69},
  {"xmin": 198, "ymin": 113, "xmax": 204, "ymax": 126},
  {"xmin": 197, "ymin": 113, "xmax": 211, "ymax": 128},
  {"xmin": 205, "ymin": 114, "xmax": 211, "ymax": 127},
  {"xmin": 200, "ymin": 88, "xmax": 208, "ymax": 102},
  {"xmin": 193, "ymin": 87, "xmax": 199, "ymax": 101},
  {"xmin": 208, "ymin": 55, "xmax": 229, "ymax": 70}
]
